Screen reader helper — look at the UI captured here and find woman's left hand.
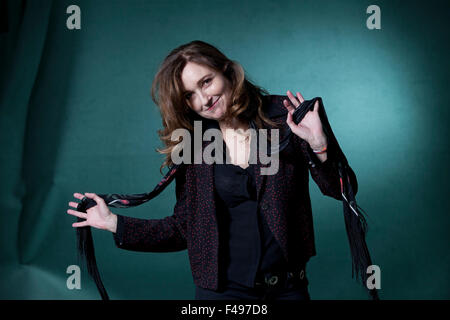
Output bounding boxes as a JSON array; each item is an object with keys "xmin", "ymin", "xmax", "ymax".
[{"xmin": 283, "ymin": 90, "xmax": 328, "ymax": 150}]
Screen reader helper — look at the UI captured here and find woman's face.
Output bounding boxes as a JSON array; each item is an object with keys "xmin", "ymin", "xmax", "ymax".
[{"xmin": 180, "ymin": 61, "xmax": 232, "ymax": 121}]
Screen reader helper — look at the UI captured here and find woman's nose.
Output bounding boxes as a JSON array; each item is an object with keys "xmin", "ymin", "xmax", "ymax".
[{"xmin": 198, "ymin": 92, "xmax": 212, "ymax": 106}]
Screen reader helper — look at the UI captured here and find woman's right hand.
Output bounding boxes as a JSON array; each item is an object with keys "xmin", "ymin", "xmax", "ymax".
[{"xmin": 67, "ymin": 192, "xmax": 117, "ymax": 233}]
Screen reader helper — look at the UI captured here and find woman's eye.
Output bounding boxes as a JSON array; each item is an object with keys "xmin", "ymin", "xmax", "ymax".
[
  {"xmin": 203, "ymin": 78, "xmax": 211, "ymax": 85},
  {"xmin": 185, "ymin": 93, "xmax": 192, "ymax": 100}
]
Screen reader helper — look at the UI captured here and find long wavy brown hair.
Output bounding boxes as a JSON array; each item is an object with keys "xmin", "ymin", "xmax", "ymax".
[{"xmin": 151, "ymin": 40, "xmax": 278, "ymax": 172}]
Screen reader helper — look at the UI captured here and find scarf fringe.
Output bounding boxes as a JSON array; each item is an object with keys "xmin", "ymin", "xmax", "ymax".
[
  {"xmin": 340, "ymin": 165, "xmax": 379, "ymax": 300},
  {"xmin": 75, "ymin": 194, "xmax": 149, "ymax": 300},
  {"xmin": 76, "ymin": 217, "xmax": 109, "ymax": 300}
]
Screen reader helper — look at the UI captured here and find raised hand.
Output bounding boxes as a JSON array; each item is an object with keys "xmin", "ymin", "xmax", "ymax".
[
  {"xmin": 283, "ymin": 90, "xmax": 327, "ymax": 151},
  {"xmin": 67, "ymin": 192, "xmax": 117, "ymax": 233}
]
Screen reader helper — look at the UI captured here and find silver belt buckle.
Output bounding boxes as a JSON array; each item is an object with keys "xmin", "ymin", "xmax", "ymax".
[
  {"xmin": 265, "ymin": 275, "xmax": 279, "ymax": 286},
  {"xmin": 288, "ymin": 269, "xmax": 305, "ymax": 281},
  {"xmin": 299, "ymin": 269, "xmax": 305, "ymax": 280}
]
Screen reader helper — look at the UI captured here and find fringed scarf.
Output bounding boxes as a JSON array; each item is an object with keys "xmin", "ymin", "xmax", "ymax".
[{"xmin": 75, "ymin": 97, "xmax": 378, "ymax": 300}]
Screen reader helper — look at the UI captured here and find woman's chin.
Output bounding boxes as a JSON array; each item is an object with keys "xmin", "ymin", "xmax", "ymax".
[{"xmin": 203, "ymin": 110, "xmax": 224, "ymax": 121}]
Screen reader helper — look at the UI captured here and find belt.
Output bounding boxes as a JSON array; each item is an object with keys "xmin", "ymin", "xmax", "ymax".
[{"xmin": 254, "ymin": 269, "xmax": 308, "ymax": 289}]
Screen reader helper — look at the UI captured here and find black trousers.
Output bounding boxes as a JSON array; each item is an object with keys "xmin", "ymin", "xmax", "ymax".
[{"xmin": 195, "ymin": 274, "xmax": 310, "ymax": 300}]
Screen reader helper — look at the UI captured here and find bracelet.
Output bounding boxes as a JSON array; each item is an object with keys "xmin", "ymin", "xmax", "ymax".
[{"xmin": 312, "ymin": 146, "xmax": 327, "ymax": 154}]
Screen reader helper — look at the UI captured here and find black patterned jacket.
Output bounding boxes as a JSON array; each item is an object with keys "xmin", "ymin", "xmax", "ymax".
[{"xmin": 112, "ymin": 95, "xmax": 358, "ymax": 291}]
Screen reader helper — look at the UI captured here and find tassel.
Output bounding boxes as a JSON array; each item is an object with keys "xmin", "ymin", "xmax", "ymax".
[
  {"xmin": 292, "ymin": 98, "xmax": 379, "ymax": 300},
  {"xmin": 75, "ymin": 165, "xmax": 181, "ymax": 300},
  {"xmin": 338, "ymin": 163, "xmax": 379, "ymax": 300},
  {"xmin": 76, "ymin": 206, "xmax": 109, "ymax": 300}
]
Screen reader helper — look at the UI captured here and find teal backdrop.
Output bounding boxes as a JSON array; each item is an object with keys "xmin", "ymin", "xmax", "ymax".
[{"xmin": 1, "ymin": 0, "xmax": 449, "ymax": 299}]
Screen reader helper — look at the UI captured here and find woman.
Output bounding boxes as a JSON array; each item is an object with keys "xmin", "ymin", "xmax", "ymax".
[{"xmin": 67, "ymin": 40, "xmax": 358, "ymax": 300}]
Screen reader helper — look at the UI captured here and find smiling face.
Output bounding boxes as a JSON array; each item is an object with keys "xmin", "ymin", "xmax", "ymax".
[{"xmin": 180, "ymin": 61, "xmax": 232, "ymax": 121}]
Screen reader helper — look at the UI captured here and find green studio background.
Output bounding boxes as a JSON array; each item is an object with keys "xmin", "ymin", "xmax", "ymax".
[{"xmin": 0, "ymin": 0, "xmax": 449, "ymax": 299}]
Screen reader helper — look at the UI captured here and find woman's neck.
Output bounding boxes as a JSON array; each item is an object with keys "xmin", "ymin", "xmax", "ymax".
[{"xmin": 218, "ymin": 117, "xmax": 249, "ymax": 132}]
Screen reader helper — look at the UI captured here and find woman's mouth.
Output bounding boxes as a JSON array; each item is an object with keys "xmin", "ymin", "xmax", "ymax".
[{"xmin": 207, "ymin": 97, "xmax": 220, "ymax": 111}]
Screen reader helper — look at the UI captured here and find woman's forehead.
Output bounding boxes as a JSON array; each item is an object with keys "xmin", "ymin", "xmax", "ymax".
[{"xmin": 181, "ymin": 62, "xmax": 216, "ymax": 89}]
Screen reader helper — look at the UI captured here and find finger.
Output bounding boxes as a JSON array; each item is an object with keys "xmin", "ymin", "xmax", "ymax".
[
  {"xmin": 68, "ymin": 201, "xmax": 79, "ymax": 208},
  {"xmin": 73, "ymin": 193, "xmax": 85, "ymax": 200},
  {"xmin": 286, "ymin": 109, "xmax": 296, "ymax": 129},
  {"xmin": 312, "ymin": 100, "xmax": 319, "ymax": 113},
  {"xmin": 283, "ymin": 99, "xmax": 295, "ymax": 113},
  {"xmin": 67, "ymin": 209, "xmax": 88, "ymax": 219},
  {"xmin": 286, "ymin": 90, "xmax": 300, "ymax": 108},
  {"xmin": 296, "ymin": 92, "xmax": 305, "ymax": 104},
  {"xmin": 72, "ymin": 221, "xmax": 89, "ymax": 228},
  {"xmin": 286, "ymin": 110, "xmax": 305, "ymax": 138},
  {"xmin": 286, "ymin": 109, "xmax": 293, "ymax": 123},
  {"xmin": 84, "ymin": 192, "xmax": 105, "ymax": 205}
]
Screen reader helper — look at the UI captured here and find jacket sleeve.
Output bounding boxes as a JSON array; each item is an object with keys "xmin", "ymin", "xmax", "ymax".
[
  {"xmin": 111, "ymin": 167, "xmax": 189, "ymax": 252},
  {"xmin": 294, "ymin": 134, "xmax": 358, "ymax": 200}
]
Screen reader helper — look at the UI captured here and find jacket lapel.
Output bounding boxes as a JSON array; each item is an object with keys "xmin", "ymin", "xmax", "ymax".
[{"xmin": 254, "ymin": 144, "xmax": 268, "ymax": 202}]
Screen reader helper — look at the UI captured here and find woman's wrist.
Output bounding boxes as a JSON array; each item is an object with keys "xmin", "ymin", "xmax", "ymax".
[
  {"xmin": 105, "ymin": 214, "xmax": 118, "ymax": 233},
  {"xmin": 309, "ymin": 136, "xmax": 328, "ymax": 152},
  {"xmin": 314, "ymin": 151, "xmax": 328, "ymax": 163},
  {"xmin": 308, "ymin": 133, "xmax": 328, "ymax": 153},
  {"xmin": 309, "ymin": 135, "xmax": 328, "ymax": 163},
  {"xmin": 312, "ymin": 145, "xmax": 327, "ymax": 154}
]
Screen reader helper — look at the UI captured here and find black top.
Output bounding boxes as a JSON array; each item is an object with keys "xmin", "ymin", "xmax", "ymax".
[{"xmin": 213, "ymin": 122, "xmax": 288, "ymax": 289}]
